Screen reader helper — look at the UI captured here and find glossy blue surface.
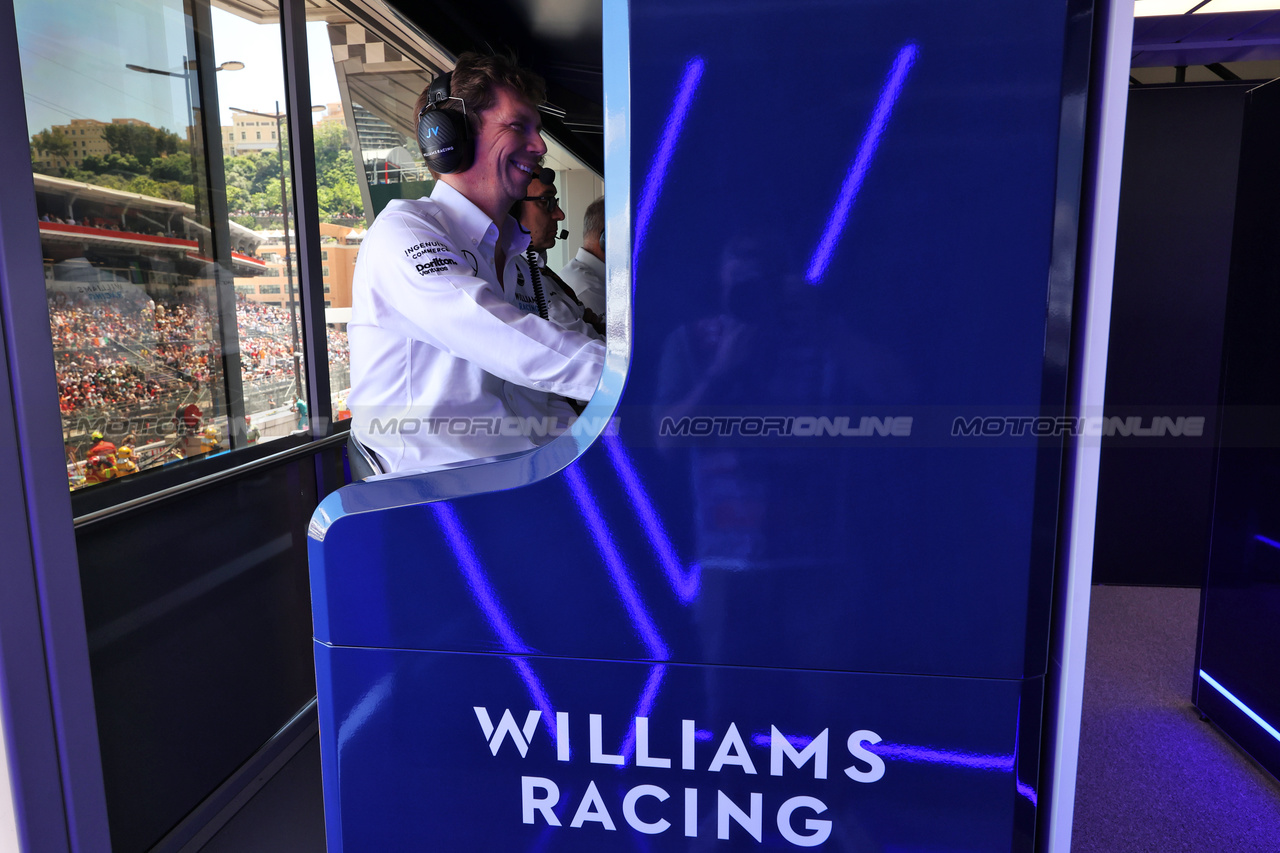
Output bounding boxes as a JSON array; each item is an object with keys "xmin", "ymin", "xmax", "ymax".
[
  {"xmin": 314, "ymin": 646, "xmax": 1041, "ymax": 851},
  {"xmin": 310, "ymin": 0, "xmax": 1093, "ymax": 847}
]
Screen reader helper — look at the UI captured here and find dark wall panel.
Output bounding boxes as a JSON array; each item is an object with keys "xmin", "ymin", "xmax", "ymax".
[
  {"xmin": 76, "ymin": 449, "xmax": 341, "ymax": 852},
  {"xmin": 1094, "ymin": 84, "xmax": 1250, "ymax": 587},
  {"xmin": 1196, "ymin": 76, "xmax": 1280, "ymax": 784}
]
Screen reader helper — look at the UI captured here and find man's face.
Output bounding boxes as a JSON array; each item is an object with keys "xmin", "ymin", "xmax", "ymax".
[
  {"xmin": 519, "ymin": 177, "xmax": 564, "ymax": 251},
  {"xmin": 471, "ymin": 84, "xmax": 548, "ymax": 213}
]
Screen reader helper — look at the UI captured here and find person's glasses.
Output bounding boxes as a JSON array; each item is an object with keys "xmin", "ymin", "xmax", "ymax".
[{"xmin": 522, "ymin": 195, "xmax": 560, "ymax": 213}]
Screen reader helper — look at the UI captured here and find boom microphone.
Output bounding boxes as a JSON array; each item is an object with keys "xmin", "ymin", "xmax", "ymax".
[{"xmin": 558, "ymin": 230, "xmax": 569, "ymax": 240}]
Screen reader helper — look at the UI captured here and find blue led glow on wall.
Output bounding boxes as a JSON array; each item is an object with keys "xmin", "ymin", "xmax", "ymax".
[
  {"xmin": 632, "ymin": 56, "xmax": 704, "ymax": 278},
  {"xmin": 563, "ymin": 465, "xmax": 670, "ymax": 661},
  {"xmin": 1254, "ymin": 533, "xmax": 1280, "ymax": 551},
  {"xmin": 602, "ymin": 433, "xmax": 701, "ymax": 602},
  {"xmin": 1200, "ymin": 670, "xmax": 1280, "ymax": 744},
  {"xmin": 806, "ymin": 43, "xmax": 918, "ymax": 284},
  {"xmin": 430, "ymin": 502, "xmax": 559, "ymax": 740}
]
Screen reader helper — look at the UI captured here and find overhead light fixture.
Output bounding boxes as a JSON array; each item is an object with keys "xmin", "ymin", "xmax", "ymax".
[{"xmin": 1135, "ymin": 0, "xmax": 1280, "ymax": 15}]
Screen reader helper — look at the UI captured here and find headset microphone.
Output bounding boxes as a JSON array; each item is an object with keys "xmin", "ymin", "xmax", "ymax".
[
  {"xmin": 558, "ymin": 230, "xmax": 569, "ymax": 240},
  {"xmin": 417, "ymin": 72, "xmax": 473, "ymax": 174}
]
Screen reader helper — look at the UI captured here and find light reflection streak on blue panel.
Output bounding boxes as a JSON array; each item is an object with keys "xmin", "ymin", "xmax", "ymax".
[
  {"xmin": 1254, "ymin": 533, "xmax": 1280, "ymax": 551},
  {"xmin": 563, "ymin": 464, "xmax": 671, "ymax": 662},
  {"xmin": 1200, "ymin": 670, "xmax": 1280, "ymax": 744},
  {"xmin": 754, "ymin": 731, "xmax": 1014, "ymax": 774},
  {"xmin": 1013, "ymin": 696, "xmax": 1037, "ymax": 804},
  {"xmin": 602, "ymin": 433, "xmax": 701, "ymax": 602},
  {"xmin": 618, "ymin": 663, "xmax": 668, "ymax": 764},
  {"xmin": 752, "ymin": 732, "xmax": 812, "ymax": 750},
  {"xmin": 805, "ymin": 43, "xmax": 919, "ymax": 284},
  {"xmin": 430, "ymin": 503, "xmax": 558, "ymax": 740},
  {"xmin": 336, "ymin": 672, "xmax": 394, "ymax": 754},
  {"xmin": 632, "ymin": 57, "xmax": 705, "ymax": 278},
  {"xmin": 870, "ymin": 742, "xmax": 1015, "ymax": 772}
]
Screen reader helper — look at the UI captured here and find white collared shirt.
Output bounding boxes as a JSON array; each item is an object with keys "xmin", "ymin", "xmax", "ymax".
[
  {"xmin": 347, "ymin": 181, "xmax": 605, "ymax": 472},
  {"xmin": 558, "ymin": 247, "xmax": 605, "ymax": 317}
]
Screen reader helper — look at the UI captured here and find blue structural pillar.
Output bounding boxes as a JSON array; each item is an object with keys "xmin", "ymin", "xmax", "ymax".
[{"xmin": 310, "ymin": 0, "xmax": 1105, "ymax": 848}]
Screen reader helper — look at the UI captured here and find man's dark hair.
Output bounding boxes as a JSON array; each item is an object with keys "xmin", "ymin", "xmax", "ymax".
[
  {"xmin": 582, "ymin": 196, "xmax": 605, "ymax": 241},
  {"xmin": 414, "ymin": 52, "xmax": 547, "ymax": 138}
]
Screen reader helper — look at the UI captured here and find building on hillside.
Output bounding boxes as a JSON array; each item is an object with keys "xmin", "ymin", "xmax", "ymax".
[
  {"xmin": 316, "ymin": 102, "xmax": 345, "ymax": 129},
  {"xmin": 233, "ymin": 222, "xmax": 359, "ymax": 314},
  {"xmin": 32, "ymin": 117, "xmax": 151, "ymax": 172},
  {"xmin": 222, "ymin": 109, "xmax": 283, "ymax": 157}
]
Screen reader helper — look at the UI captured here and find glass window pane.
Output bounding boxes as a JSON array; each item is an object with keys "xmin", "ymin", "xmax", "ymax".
[
  {"xmin": 17, "ymin": 0, "xmax": 309, "ymax": 493},
  {"xmin": 302, "ymin": 0, "xmax": 602, "ymax": 429}
]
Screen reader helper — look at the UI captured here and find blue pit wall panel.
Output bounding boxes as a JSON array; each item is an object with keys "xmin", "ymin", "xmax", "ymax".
[{"xmin": 309, "ymin": 0, "xmax": 1096, "ymax": 848}]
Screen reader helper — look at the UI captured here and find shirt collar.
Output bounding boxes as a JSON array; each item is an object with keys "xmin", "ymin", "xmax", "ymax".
[
  {"xmin": 431, "ymin": 180, "xmax": 531, "ymax": 256},
  {"xmin": 574, "ymin": 246, "xmax": 605, "ymax": 277}
]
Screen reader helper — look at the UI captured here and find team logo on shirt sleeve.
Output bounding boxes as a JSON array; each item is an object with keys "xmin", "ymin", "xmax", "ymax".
[
  {"xmin": 403, "ymin": 240, "xmax": 450, "ymax": 260},
  {"xmin": 415, "ymin": 256, "xmax": 459, "ymax": 275}
]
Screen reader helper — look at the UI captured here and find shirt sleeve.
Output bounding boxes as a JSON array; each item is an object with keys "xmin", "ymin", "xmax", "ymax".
[{"xmin": 360, "ymin": 212, "xmax": 605, "ymax": 401}]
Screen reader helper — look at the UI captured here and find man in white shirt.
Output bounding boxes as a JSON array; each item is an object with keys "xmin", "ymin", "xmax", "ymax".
[
  {"xmin": 514, "ymin": 169, "xmax": 602, "ymax": 340},
  {"xmin": 558, "ymin": 195, "xmax": 605, "ymax": 317},
  {"xmin": 347, "ymin": 53, "xmax": 605, "ymax": 473}
]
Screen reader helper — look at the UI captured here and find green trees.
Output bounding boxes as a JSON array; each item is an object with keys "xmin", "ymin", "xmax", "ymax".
[
  {"xmin": 31, "ymin": 128, "xmax": 72, "ymax": 159},
  {"xmin": 30, "ymin": 117, "xmax": 364, "ymax": 224},
  {"xmin": 100, "ymin": 124, "xmax": 182, "ymax": 166}
]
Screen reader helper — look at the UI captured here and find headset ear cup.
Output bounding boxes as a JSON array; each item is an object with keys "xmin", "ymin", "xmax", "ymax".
[{"xmin": 418, "ymin": 109, "xmax": 472, "ymax": 174}]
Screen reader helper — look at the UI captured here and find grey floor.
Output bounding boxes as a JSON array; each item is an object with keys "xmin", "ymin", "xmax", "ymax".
[
  {"xmin": 197, "ymin": 586, "xmax": 1280, "ymax": 851},
  {"xmin": 1071, "ymin": 585, "xmax": 1280, "ymax": 852}
]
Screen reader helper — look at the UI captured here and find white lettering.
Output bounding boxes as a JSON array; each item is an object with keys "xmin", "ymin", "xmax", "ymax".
[
  {"xmin": 682, "ymin": 719, "xmax": 696, "ymax": 770},
  {"xmin": 474, "ymin": 707, "xmax": 540, "ymax": 757},
  {"xmin": 622, "ymin": 784, "xmax": 670, "ymax": 834},
  {"xmin": 569, "ymin": 781, "xmax": 616, "ymax": 830},
  {"xmin": 590, "ymin": 714, "xmax": 624, "ymax": 765},
  {"xmin": 844, "ymin": 729, "xmax": 886, "ymax": 783},
  {"xmin": 770, "ymin": 727, "xmax": 828, "ymax": 779},
  {"xmin": 777, "ymin": 796, "xmax": 832, "ymax": 846},
  {"xmin": 521, "ymin": 776, "xmax": 561, "ymax": 825},
  {"xmin": 636, "ymin": 717, "xmax": 672, "ymax": 768},
  {"xmin": 709, "ymin": 723, "xmax": 757, "ymax": 774},
  {"xmin": 717, "ymin": 790, "xmax": 762, "ymax": 841},
  {"xmin": 557, "ymin": 711, "xmax": 570, "ymax": 761}
]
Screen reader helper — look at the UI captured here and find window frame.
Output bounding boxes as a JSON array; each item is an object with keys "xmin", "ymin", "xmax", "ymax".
[{"xmin": 45, "ymin": 0, "xmax": 340, "ymax": 519}]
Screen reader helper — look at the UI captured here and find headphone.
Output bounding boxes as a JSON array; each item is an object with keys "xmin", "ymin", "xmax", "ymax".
[{"xmin": 417, "ymin": 72, "xmax": 473, "ymax": 174}]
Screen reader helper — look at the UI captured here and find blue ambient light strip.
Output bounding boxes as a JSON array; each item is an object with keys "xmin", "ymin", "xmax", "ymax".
[
  {"xmin": 602, "ymin": 433, "xmax": 701, "ymax": 602},
  {"xmin": 431, "ymin": 502, "xmax": 559, "ymax": 741},
  {"xmin": 1200, "ymin": 670, "xmax": 1280, "ymax": 744},
  {"xmin": 1254, "ymin": 533, "xmax": 1280, "ymax": 551},
  {"xmin": 806, "ymin": 43, "xmax": 918, "ymax": 284},
  {"xmin": 632, "ymin": 57, "xmax": 705, "ymax": 278}
]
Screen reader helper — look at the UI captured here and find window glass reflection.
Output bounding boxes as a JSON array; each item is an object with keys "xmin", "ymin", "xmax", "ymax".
[{"xmin": 17, "ymin": 0, "xmax": 307, "ymax": 491}]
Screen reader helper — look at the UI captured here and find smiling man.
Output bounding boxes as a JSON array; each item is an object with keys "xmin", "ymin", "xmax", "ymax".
[{"xmin": 347, "ymin": 53, "xmax": 605, "ymax": 473}]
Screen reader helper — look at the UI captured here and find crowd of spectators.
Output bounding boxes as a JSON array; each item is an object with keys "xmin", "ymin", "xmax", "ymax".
[
  {"xmin": 47, "ymin": 291, "xmax": 349, "ymax": 420},
  {"xmin": 40, "ymin": 212, "xmax": 182, "ymax": 238},
  {"xmin": 55, "ymin": 352, "xmax": 163, "ymax": 414}
]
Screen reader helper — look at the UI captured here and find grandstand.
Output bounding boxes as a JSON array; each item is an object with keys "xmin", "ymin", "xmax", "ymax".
[{"xmin": 39, "ymin": 173, "xmax": 350, "ymax": 488}]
